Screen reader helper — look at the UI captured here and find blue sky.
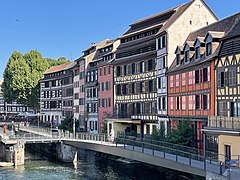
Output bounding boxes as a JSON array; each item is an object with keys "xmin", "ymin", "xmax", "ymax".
[{"xmin": 0, "ymin": 0, "xmax": 239, "ymax": 79}]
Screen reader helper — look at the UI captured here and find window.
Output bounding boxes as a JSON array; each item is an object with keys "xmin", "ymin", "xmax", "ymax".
[
  {"xmin": 176, "ymin": 75, "xmax": 179, "ymax": 87},
  {"xmin": 100, "ymin": 68, "xmax": 102, "ymax": 76},
  {"xmin": 140, "ymin": 82, "xmax": 144, "ymax": 93},
  {"xmin": 140, "ymin": 61, "xmax": 144, "ymax": 73},
  {"xmin": 52, "ymin": 81, "xmax": 56, "ymax": 87},
  {"xmin": 229, "ymin": 68, "xmax": 237, "ymax": 86},
  {"xmin": 132, "ymin": 63, "xmax": 136, "ymax": 74},
  {"xmin": 158, "ymin": 56, "xmax": 166, "ymax": 70},
  {"xmin": 116, "ymin": 66, "xmax": 121, "ymax": 77},
  {"xmin": 176, "ymin": 54, "xmax": 180, "ymax": 65},
  {"xmin": 203, "ymin": 95, "xmax": 208, "ymax": 110},
  {"xmin": 203, "ymin": 68, "xmax": 208, "ymax": 82},
  {"xmin": 124, "ymin": 65, "xmax": 127, "ymax": 76},
  {"xmin": 132, "ymin": 83, "xmax": 135, "ymax": 94},
  {"xmin": 45, "ymin": 82, "xmax": 49, "ymax": 88},
  {"xmin": 170, "ymin": 97, "xmax": 174, "ymax": 110},
  {"xmin": 176, "ymin": 97, "xmax": 180, "ymax": 110},
  {"xmin": 182, "ymin": 96, "xmax": 186, "ymax": 110},
  {"xmin": 185, "ymin": 50, "xmax": 190, "ymax": 62},
  {"xmin": 116, "ymin": 85, "xmax": 121, "ymax": 95},
  {"xmin": 218, "ymin": 101, "xmax": 227, "ymax": 116},
  {"xmin": 162, "ymin": 97, "xmax": 166, "ymax": 110},
  {"xmin": 195, "ymin": 70, "xmax": 200, "ymax": 84},
  {"xmin": 148, "ymin": 59, "xmax": 154, "ymax": 71},
  {"xmin": 158, "ymin": 35, "xmax": 166, "ymax": 50},
  {"xmin": 170, "ymin": 76, "xmax": 174, "ymax": 88},
  {"xmin": 206, "ymin": 42, "xmax": 212, "ymax": 56},
  {"xmin": 149, "ymin": 80, "xmax": 153, "ymax": 92},
  {"xmin": 218, "ymin": 71, "xmax": 225, "ymax": 87},
  {"xmin": 195, "ymin": 46, "xmax": 200, "ymax": 60},
  {"xmin": 108, "ymin": 98, "xmax": 111, "ymax": 107},
  {"xmin": 122, "ymin": 84, "xmax": 128, "ymax": 95},
  {"xmin": 182, "ymin": 73, "xmax": 186, "ymax": 86},
  {"xmin": 196, "ymin": 95, "xmax": 200, "ymax": 109},
  {"xmin": 104, "ymin": 67, "xmax": 106, "ymax": 75}
]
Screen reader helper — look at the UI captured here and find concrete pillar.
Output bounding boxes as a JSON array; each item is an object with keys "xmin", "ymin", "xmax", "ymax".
[
  {"xmin": 13, "ymin": 140, "xmax": 25, "ymax": 166},
  {"xmin": 56, "ymin": 142, "xmax": 77, "ymax": 163}
]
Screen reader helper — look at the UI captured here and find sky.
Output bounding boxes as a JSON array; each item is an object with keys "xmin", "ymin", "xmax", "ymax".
[{"xmin": 0, "ymin": 0, "xmax": 240, "ymax": 79}]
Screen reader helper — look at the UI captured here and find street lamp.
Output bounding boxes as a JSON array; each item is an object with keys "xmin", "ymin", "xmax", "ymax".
[
  {"xmin": 37, "ymin": 112, "xmax": 40, "ymax": 128},
  {"xmin": 73, "ymin": 107, "xmax": 76, "ymax": 138},
  {"xmin": 50, "ymin": 113, "xmax": 52, "ymax": 137}
]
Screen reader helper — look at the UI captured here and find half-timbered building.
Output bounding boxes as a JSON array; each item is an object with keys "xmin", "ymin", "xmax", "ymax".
[
  {"xmin": 156, "ymin": 0, "xmax": 217, "ymax": 132},
  {"xmin": 203, "ymin": 14, "xmax": 240, "ymax": 162},
  {"xmin": 167, "ymin": 13, "xmax": 240, "ymax": 149}
]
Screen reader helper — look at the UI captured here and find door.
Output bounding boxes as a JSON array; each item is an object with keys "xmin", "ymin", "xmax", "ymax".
[{"xmin": 225, "ymin": 145, "xmax": 231, "ymax": 162}]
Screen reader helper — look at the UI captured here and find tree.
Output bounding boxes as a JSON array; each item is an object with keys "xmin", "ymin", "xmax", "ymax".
[
  {"xmin": 166, "ymin": 119, "xmax": 195, "ymax": 147},
  {"xmin": 2, "ymin": 50, "xmax": 69, "ymax": 112},
  {"xmin": 59, "ymin": 116, "xmax": 79, "ymax": 132}
]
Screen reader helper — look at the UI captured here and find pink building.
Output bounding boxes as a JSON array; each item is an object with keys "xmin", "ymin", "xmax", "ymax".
[{"xmin": 98, "ymin": 62, "xmax": 114, "ymax": 132}]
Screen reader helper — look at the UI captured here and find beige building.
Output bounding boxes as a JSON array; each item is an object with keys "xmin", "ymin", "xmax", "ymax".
[{"xmin": 156, "ymin": 0, "xmax": 218, "ymax": 132}]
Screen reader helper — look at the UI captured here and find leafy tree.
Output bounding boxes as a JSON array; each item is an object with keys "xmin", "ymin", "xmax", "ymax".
[
  {"xmin": 166, "ymin": 119, "xmax": 195, "ymax": 147},
  {"xmin": 58, "ymin": 116, "xmax": 79, "ymax": 132},
  {"xmin": 2, "ymin": 50, "xmax": 69, "ymax": 112}
]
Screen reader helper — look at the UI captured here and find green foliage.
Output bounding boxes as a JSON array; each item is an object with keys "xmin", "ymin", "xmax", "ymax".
[
  {"xmin": 58, "ymin": 116, "xmax": 79, "ymax": 132},
  {"xmin": 2, "ymin": 50, "xmax": 69, "ymax": 112},
  {"xmin": 166, "ymin": 119, "xmax": 195, "ymax": 147}
]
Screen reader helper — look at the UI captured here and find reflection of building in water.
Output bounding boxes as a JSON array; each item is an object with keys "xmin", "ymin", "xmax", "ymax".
[{"xmin": 0, "ymin": 80, "xmax": 33, "ymax": 117}]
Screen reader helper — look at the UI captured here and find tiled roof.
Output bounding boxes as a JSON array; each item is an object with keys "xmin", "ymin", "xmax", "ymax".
[
  {"xmin": 222, "ymin": 17, "xmax": 240, "ymax": 40},
  {"xmin": 158, "ymin": 0, "xmax": 218, "ymax": 35},
  {"xmin": 44, "ymin": 62, "xmax": 76, "ymax": 75},
  {"xmin": 186, "ymin": 12, "xmax": 240, "ymax": 41}
]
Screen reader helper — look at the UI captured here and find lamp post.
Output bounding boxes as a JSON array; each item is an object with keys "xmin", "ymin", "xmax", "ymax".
[
  {"xmin": 73, "ymin": 107, "xmax": 76, "ymax": 138},
  {"xmin": 37, "ymin": 112, "xmax": 40, "ymax": 128},
  {"xmin": 50, "ymin": 113, "xmax": 52, "ymax": 136}
]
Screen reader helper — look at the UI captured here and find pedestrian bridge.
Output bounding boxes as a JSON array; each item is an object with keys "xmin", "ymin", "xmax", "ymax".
[{"xmin": 1, "ymin": 126, "xmax": 239, "ymax": 179}]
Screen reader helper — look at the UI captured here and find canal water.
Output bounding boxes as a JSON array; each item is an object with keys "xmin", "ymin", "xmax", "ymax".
[{"xmin": 0, "ymin": 149, "xmax": 201, "ymax": 180}]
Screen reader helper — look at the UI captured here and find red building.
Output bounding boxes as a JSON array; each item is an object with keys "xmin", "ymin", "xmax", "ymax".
[
  {"xmin": 98, "ymin": 40, "xmax": 120, "ymax": 132},
  {"xmin": 167, "ymin": 15, "xmax": 239, "ymax": 149}
]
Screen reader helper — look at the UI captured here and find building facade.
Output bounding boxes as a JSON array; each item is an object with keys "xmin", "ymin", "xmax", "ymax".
[
  {"xmin": 98, "ymin": 39, "xmax": 120, "ymax": 133},
  {"xmin": 85, "ymin": 39, "xmax": 109, "ymax": 133},
  {"xmin": 203, "ymin": 14, "xmax": 240, "ymax": 163},
  {"xmin": 156, "ymin": 0, "xmax": 217, "ymax": 132},
  {"xmin": 168, "ymin": 13, "xmax": 240, "ymax": 149},
  {"xmin": 40, "ymin": 62, "xmax": 76, "ymax": 125}
]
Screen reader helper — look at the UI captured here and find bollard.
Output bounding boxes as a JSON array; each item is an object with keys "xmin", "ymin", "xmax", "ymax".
[{"xmin": 220, "ymin": 161, "xmax": 223, "ymax": 175}]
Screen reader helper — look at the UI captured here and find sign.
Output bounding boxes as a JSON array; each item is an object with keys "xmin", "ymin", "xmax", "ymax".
[{"xmin": 226, "ymin": 160, "xmax": 239, "ymax": 165}]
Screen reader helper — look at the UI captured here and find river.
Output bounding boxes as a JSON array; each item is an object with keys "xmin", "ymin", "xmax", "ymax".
[{"xmin": 0, "ymin": 149, "xmax": 201, "ymax": 180}]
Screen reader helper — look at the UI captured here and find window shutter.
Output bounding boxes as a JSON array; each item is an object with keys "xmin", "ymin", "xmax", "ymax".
[
  {"xmin": 145, "ymin": 61, "xmax": 148, "ymax": 72},
  {"xmin": 136, "ymin": 82, "xmax": 140, "ymax": 93},
  {"xmin": 217, "ymin": 72, "xmax": 221, "ymax": 87},
  {"xmin": 145, "ymin": 81, "xmax": 149, "ymax": 93},
  {"xmin": 208, "ymin": 66, "xmax": 211, "ymax": 82},
  {"xmin": 193, "ymin": 95, "xmax": 195, "ymax": 109},
  {"xmin": 153, "ymin": 80, "xmax": 157, "ymax": 92},
  {"xmin": 233, "ymin": 70, "xmax": 236, "ymax": 86},
  {"xmin": 207, "ymin": 94, "xmax": 210, "ymax": 109},
  {"xmin": 128, "ymin": 64, "xmax": 131, "ymax": 75},
  {"xmin": 128, "ymin": 83, "xmax": 132, "ymax": 94},
  {"xmin": 200, "ymin": 69, "xmax": 203, "ymax": 83},
  {"xmin": 192, "ymin": 71, "xmax": 195, "ymax": 84},
  {"xmin": 189, "ymin": 96, "xmax": 192, "ymax": 110},
  {"xmin": 224, "ymin": 71, "xmax": 229, "ymax": 86},
  {"xmin": 137, "ymin": 63, "xmax": 140, "ymax": 73}
]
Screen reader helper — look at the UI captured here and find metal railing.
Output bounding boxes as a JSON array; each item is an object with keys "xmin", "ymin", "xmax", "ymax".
[{"xmin": 208, "ymin": 116, "xmax": 240, "ymax": 130}]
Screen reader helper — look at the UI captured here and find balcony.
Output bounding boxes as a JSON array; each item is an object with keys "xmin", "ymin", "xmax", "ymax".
[{"xmin": 207, "ymin": 116, "xmax": 240, "ymax": 130}]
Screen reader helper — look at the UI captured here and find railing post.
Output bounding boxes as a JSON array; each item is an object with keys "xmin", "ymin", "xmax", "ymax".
[
  {"xmin": 133, "ymin": 141, "xmax": 135, "ymax": 151},
  {"xmin": 152, "ymin": 145, "xmax": 154, "ymax": 156},
  {"xmin": 124, "ymin": 138, "xmax": 126, "ymax": 149},
  {"xmin": 220, "ymin": 161, "xmax": 223, "ymax": 175},
  {"xmin": 142, "ymin": 142, "xmax": 144, "ymax": 153},
  {"xmin": 189, "ymin": 154, "xmax": 192, "ymax": 166},
  {"xmin": 204, "ymin": 157, "xmax": 206, "ymax": 170},
  {"xmin": 163, "ymin": 147, "xmax": 165, "ymax": 158}
]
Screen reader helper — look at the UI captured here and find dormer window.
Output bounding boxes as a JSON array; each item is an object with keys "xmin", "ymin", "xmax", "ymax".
[
  {"xmin": 206, "ymin": 42, "xmax": 212, "ymax": 56},
  {"xmin": 185, "ymin": 50, "xmax": 190, "ymax": 63},
  {"xmin": 195, "ymin": 46, "xmax": 200, "ymax": 60},
  {"xmin": 176, "ymin": 54, "xmax": 180, "ymax": 65}
]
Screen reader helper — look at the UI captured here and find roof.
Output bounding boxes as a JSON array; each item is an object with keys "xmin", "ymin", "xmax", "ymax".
[
  {"xmin": 157, "ymin": 0, "xmax": 218, "ymax": 35},
  {"xmin": 122, "ymin": 6, "xmax": 177, "ymax": 37},
  {"xmin": 168, "ymin": 12, "xmax": 240, "ymax": 74},
  {"xmin": 222, "ymin": 17, "xmax": 240, "ymax": 40},
  {"xmin": 186, "ymin": 12, "xmax": 240, "ymax": 42},
  {"xmin": 44, "ymin": 62, "xmax": 76, "ymax": 75}
]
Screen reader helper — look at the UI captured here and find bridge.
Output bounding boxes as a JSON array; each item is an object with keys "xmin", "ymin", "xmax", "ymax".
[{"xmin": 1, "ymin": 126, "xmax": 239, "ymax": 179}]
